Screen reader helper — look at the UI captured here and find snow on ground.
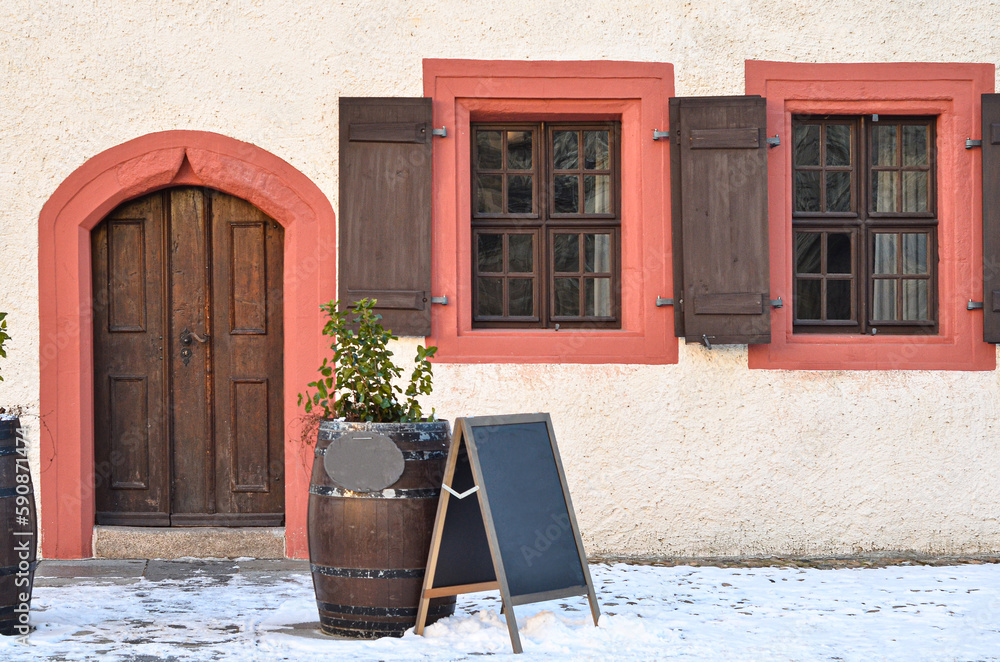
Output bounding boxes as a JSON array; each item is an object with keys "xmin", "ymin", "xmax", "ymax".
[{"xmin": 2, "ymin": 562, "xmax": 1000, "ymax": 661}]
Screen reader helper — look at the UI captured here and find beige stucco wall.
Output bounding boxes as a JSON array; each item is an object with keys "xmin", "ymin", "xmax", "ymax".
[{"xmin": 2, "ymin": 0, "xmax": 1000, "ymax": 557}]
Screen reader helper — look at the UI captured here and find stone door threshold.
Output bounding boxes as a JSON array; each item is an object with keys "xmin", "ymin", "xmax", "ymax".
[{"xmin": 93, "ymin": 525, "xmax": 286, "ymax": 559}]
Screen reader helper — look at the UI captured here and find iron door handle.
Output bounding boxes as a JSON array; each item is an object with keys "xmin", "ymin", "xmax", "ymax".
[{"xmin": 180, "ymin": 328, "xmax": 210, "ymax": 346}]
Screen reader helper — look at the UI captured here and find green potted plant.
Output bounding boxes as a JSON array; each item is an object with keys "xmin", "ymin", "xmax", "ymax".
[
  {"xmin": 300, "ymin": 299, "xmax": 455, "ymax": 638},
  {"xmin": 0, "ymin": 312, "xmax": 37, "ymax": 637}
]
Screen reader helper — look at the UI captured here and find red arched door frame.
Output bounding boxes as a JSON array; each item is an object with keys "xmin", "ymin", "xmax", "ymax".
[{"xmin": 39, "ymin": 131, "xmax": 334, "ymax": 558}]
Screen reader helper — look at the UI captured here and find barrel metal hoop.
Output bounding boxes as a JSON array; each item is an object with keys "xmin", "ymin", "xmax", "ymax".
[
  {"xmin": 308, "ymin": 484, "xmax": 439, "ymax": 499},
  {"xmin": 0, "ymin": 446, "xmax": 18, "ymax": 456},
  {"xmin": 319, "ymin": 616, "xmax": 413, "ymax": 636},
  {"xmin": 313, "ymin": 447, "xmax": 447, "ymax": 461},
  {"xmin": 0, "ymin": 487, "xmax": 26, "ymax": 499},
  {"xmin": 310, "ymin": 563, "xmax": 424, "ymax": 579},
  {"xmin": 0, "ymin": 562, "xmax": 37, "ymax": 578},
  {"xmin": 316, "ymin": 600, "xmax": 451, "ymax": 618}
]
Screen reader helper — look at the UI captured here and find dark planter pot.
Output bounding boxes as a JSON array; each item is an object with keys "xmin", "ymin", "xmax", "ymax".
[
  {"xmin": 0, "ymin": 417, "xmax": 36, "ymax": 636},
  {"xmin": 307, "ymin": 419, "xmax": 456, "ymax": 638}
]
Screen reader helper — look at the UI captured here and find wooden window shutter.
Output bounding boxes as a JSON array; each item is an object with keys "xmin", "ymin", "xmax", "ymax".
[
  {"xmin": 669, "ymin": 95, "xmax": 771, "ymax": 345},
  {"xmin": 982, "ymin": 93, "xmax": 1000, "ymax": 342},
  {"xmin": 339, "ymin": 97, "xmax": 433, "ymax": 336}
]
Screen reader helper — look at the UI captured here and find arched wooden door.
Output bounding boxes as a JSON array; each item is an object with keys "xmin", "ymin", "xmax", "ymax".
[{"xmin": 91, "ymin": 187, "xmax": 284, "ymax": 526}]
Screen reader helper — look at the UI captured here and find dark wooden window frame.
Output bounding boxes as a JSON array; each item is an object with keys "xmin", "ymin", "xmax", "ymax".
[
  {"xmin": 792, "ymin": 115, "xmax": 938, "ymax": 335},
  {"xmin": 471, "ymin": 121, "xmax": 622, "ymax": 329}
]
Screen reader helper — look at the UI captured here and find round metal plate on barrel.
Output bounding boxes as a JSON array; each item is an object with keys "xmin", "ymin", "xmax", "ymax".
[{"xmin": 323, "ymin": 431, "xmax": 405, "ymax": 492}]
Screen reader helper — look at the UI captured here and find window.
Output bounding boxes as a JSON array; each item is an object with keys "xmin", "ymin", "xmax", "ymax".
[
  {"xmin": 471, "ymin": 123, "xmax": 621, "ymax": 328},
  {"xmin": 746, "ymin": 60, "xmax": 994, "ymax": 371},
  {"xmin": 424, "ymin": 59, "xmax": 675, "ymax": 364},
  {"xmin": 792, "ymin": 116, "xmax": 937, "ymax": 334}
]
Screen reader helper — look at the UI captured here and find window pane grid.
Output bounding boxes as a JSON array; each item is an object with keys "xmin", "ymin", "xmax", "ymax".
[
  {"xmin": 473, "ymin": 230, "xmax": 539, "ymax": 321},
  {"xmin": 473, "ymin": 121, "xmax": 620, "ymax": 328},
  {"xmin": 472, "ymin": 126, "xmax": 539, "ymax": 217},
  {"xmin": 792, "ymin": 115, "xmax": 936, "ymax": 335}
]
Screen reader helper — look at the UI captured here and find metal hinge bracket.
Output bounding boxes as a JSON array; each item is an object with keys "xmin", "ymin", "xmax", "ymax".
[
  {"xmin": 968, "ymin": 300, "xmax": 984, "ymax": 310},
  {"xmin": 431, "ymin": 296, "xmax": 448, "ymax": 305},
  {"xmin": 653, "ymin": 130, "xmax": 670, "ymax": 141},
  {"xmin": 966, "ymin": 138, "xmax": 982, "ymax": 149},
  {"xmin": 656, "ymin": 297, "xmax": 674, "ymax": 307},
  {"xmin": 701, "ymin": 334, "xmax": 714, "ymax": 349},
  {"xmin": 767, "ymin": 135, "xmax": 781, "ymax": 148},
  {"xmin": 770, "ymin": 297, "xmax": 783, "ymax": 309},
  {"xmin": 432, "ymin": 127, "xmax": 447, "ymax": 138}
]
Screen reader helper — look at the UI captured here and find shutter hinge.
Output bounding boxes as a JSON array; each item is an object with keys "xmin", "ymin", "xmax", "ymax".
[
  {"xmin": 767, "ymin": 135, "xmax": 781, "ymax": 148},
  {"xmin": 966, "ymin": 138, "xmax": 982, "ymax": 149},
  {"xmin": 653, "ymin": 130, "xmax": 670, "ymax": 141},
  {"xmin": 655, "ymin": 297, "xmax": 674, "ymax": 307},
  {"xmin": 770, "ymin": 297, "xmax": 783, "ymax": 308},
  {"xmin": 431, "ymin": 296, "xmax": 448, "ymax": 305},
  {"xmin": 432, "ymin": 127, "xmax": 447, "ymax": 138},
  {"xmin": 968, "ymin": 300, "xmax": 984, "ymax": 310},
  {"xmin": 701, "ymin": 334, "xmax": 714, "ymax": 349}
]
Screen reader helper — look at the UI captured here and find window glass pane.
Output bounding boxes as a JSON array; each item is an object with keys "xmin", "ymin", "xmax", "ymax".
[
  {"xmin": 902, "ymin": 233, "xmax": 928, "ymax": 275},
  {"xmin": 902, "ymin": 171, "xmax": 928, "ymax": 213},
  {"xmin": 902, "ymin": 279, "xmax": 929, "ymax": 321},
  {"xmin": 506, "ymin": 131, "xmax": 532, "ymax": 170},
  {"xmin": 795, "ymin": 232, "xmax": 821, "ymax": 274},
  {"xmin": 507, "ymin": 174, "xmax": 533, "ymax": 213},
  {"xmin": 477, "ymin": 233, "xmax": 503, "ymax": 273},
  {"xmin": 554, "ymin": 278, "xmax": 580, "ymax": 316},
  {"xmin": 585, "ymin": 278, "xmax": 612, "ymax": 317},
  {"xmin": 508, "ymin": 278, "xmax": 534, "ymax": 317},
  {"xmin": 553, "ymin": 131, "xmax": 579, "ymax": 170},
  {"xmin": 554, "ymin": 174, "xmax": 579, "ymax": 213},
  {"xmin": 872, "ymin": 125, "xmax": 898, "ymax": 166},
  {"xmin": 902, "ymin": 125, "xmax": 929, "ymax": 166},
  {"xmin": 794, "ymin": 124, "xmax": 820, "ymax": 166},
  {"xmin": 584, "ymin": 234, "xmax": 611, "ymax": 273},
  {"xmin": 826, "ymin": 171, "xmax": 852, "ymax": 212},
  {"xmin": 584, "ymin": 175, "xmax": 611, "ymax": 214},
  {"xmin": 476, "ymin": 174, "xmax": 503, "ymax": 214},
  {"xmin": 874, "ymin": 234, "xmax": 898, "ymax": 274},
  {"xmin": 873, "ymin": 171, "xmax": 898, "ymax": 212},
  {"xmin": 554, "ymin": 234, "xmax": 579, "ymax": 273},
  {"xmin": 827, "ymin": 280, "xmax": 852, "ymax": 320},
  {"xmin": 584, "ymin": 131, "xmax": 610, "ymax": 169},
  {"xmin": 794, "ymin": 171, "xmax": 821, "ymax": 212},
  {"xmin": 476, "ymin": 131, "xmax": 502, "ymax": 169},
  {"xmin": 827, "ymin": 233, "xmax": 852, "ymax": 274},
  {"xmin": 873, "ymin": 279, "xmax": 898, "ymax": 320},
  {"xmin": 796, "ymin": 280, "xmax": 821, "ymax": 320},
  {"xmin": 825, "ymin": 124, "xmax": 851, "ymax": 166},
  {"xmin": 508, "ymin": 234, "xmax": 533, "ymax": 273},
  {"xmin": 476, "ymin": 277, "xmax": 503, "ymax": 316}
]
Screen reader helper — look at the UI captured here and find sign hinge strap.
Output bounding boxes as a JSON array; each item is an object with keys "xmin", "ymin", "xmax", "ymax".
[{"xmin": 442, "ymin": 483, "xmax": 480, "ymax": 500}]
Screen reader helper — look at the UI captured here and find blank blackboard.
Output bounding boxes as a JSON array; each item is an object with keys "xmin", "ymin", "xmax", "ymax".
[
  {"xmin": 469, "ymin": 420, "xmax": 587, "ymax": 598},
  {"xmin": 417, "ymin": 413, "xmax": 599, "ymax": 654}
]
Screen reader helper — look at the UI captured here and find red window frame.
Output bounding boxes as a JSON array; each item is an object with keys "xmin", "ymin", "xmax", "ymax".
[
  {"xmin": 423, "ymin": 59, "xmax": 676, "ymax": 364},
  {"xmin": 746, "ymin": 61, "xmax": 995, "ymax": 370}
]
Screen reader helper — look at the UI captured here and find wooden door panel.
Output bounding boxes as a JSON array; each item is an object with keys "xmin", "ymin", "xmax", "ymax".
[
  {"xmin": 93, "ymin": 194, "xmax": 170, "ymax": 525},
  {"xmin": 210, "ymin": 191, "xmax": 285, "ymax": 524},
  {"xmin": 168, "ymin": 188, "xmax": 214, "ymax": 517},
  {"xmin": 94, "ymin": 187, "xmax": 284, "ymax": 527}
]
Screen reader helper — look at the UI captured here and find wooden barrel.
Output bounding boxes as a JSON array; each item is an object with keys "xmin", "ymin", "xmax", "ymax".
[
  {"xmin": 308, "ymin": 420, "xmax": 456, "ymax": 638},
  {"xmin": 0, "ymin": 418, "xmax": 37, "ymax": 636}
]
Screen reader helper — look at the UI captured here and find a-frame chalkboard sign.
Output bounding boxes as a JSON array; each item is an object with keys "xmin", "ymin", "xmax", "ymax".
[{"xmin": 414, "ymin": 414, "xmax": 600, "ymax": 654}]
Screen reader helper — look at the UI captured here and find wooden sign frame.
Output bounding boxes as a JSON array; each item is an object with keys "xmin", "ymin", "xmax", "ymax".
[{"xmin": 414, "ymin": 414, "xmax": 600, "ymax": 654}]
